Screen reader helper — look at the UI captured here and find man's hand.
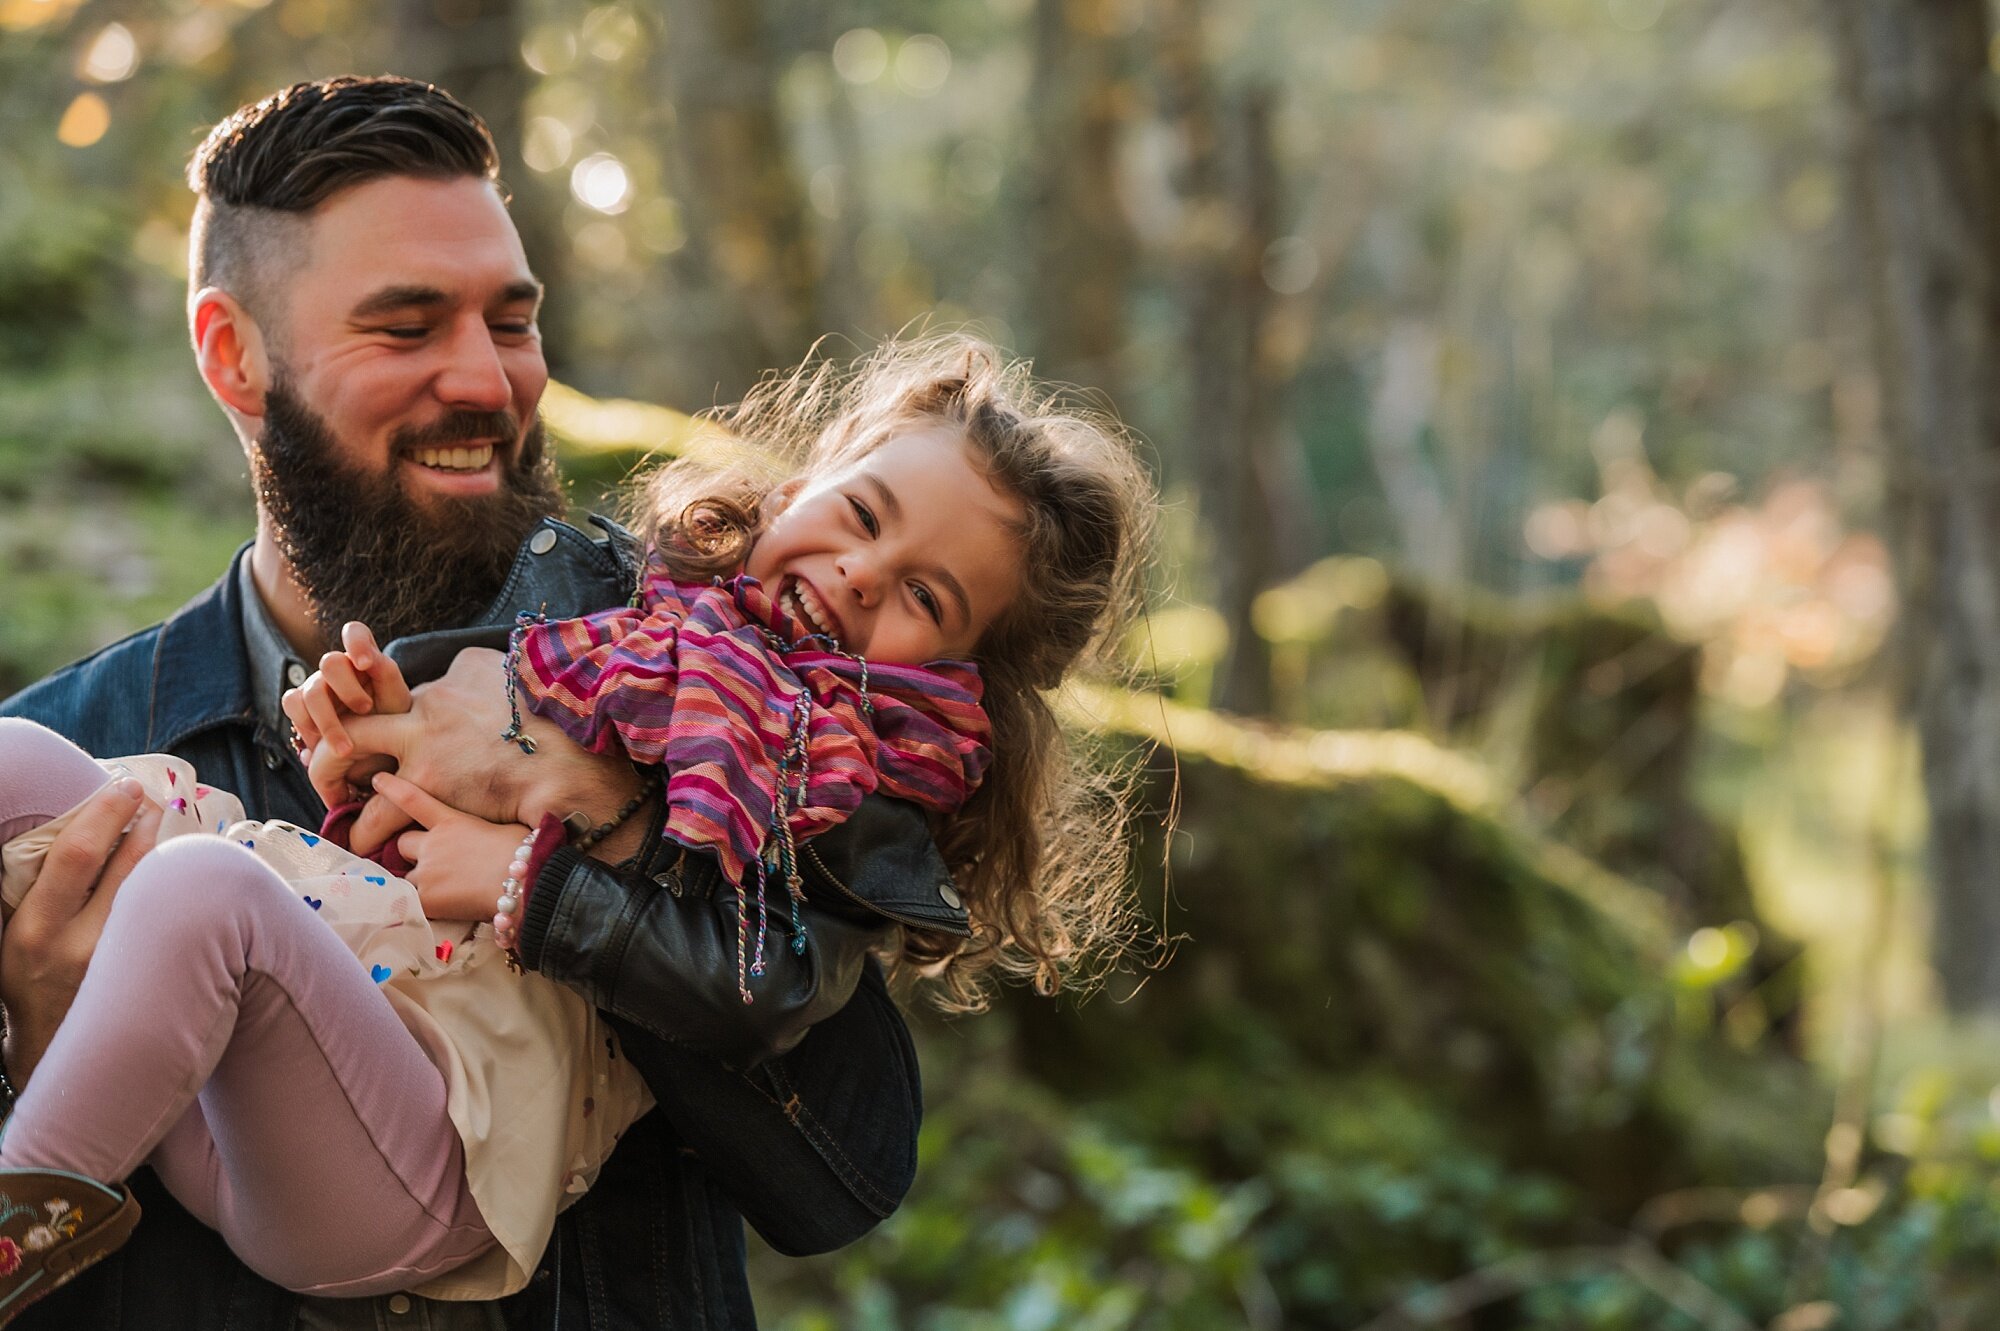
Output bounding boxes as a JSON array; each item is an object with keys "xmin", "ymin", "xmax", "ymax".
[
  {"xmin": 282, "ymin": 622, "xmax": 411, "ymax": 810},
  {"xmin": 370, "ymin": 771, "xmax": 529, "ymax": 923},
  {"xmin": 343, "ymin": 647, "xmax": 639, "ymax": 854},
  {"xmin": 2, "ymin": 778, "xmax": 163, "ymax": 1086}
]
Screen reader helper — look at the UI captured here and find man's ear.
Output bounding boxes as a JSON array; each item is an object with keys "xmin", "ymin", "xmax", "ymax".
[{"xmin": 191, "ymin": 287, "xmax": 272, "ymax": 420}]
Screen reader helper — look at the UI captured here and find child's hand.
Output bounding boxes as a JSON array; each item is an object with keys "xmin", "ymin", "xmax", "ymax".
[
  {"xmin": 282, "ymin": 622, "xmax": 411, "ymax": 809},
  {"xmin": 371, "ymin": 771, "xmax": 533, "ymax": 925}
]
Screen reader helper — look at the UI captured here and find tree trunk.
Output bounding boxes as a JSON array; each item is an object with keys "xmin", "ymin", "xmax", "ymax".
[
  {"xmin": 378, "ymin": 0, "xmax": 574, "ymax": 373},
  {"xmin": 1156, "ymin": 0, "xmax": 1279, "ymax": 715},
  {"xmin": 1026, "ymin": 0, "xmax": 1136, "ymax": 401},
  {"xmin": 1829, "ymin": 0, "xmax": 2000, "ymax": 1009},
  {"xmin": 653, "ymin": 0, "xmax": 819, "ymax": 402}
]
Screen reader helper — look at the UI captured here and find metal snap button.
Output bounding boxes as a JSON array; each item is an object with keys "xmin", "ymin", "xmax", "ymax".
[
  {"xmin": 529, "ymin": 527, "xmax": 559, "ymax": 556},
  {"xmin": 388, "ymin": 1293, "xmax": 413, "ymax": 1314},
  {"xmin": 938, "ymin": 881, "xmax": 962, "ymax": 909},
  {"xmin": 285, "ymin": 662, "xmax": 307, "ymax": 688}
]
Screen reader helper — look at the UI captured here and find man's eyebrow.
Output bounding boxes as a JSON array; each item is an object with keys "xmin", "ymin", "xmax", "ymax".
[
  {"xmin": 348, "ymin": 285, "xmax": 449, "ymax": 320},
  {"xmin": 868, "ymin": 474, "xmax": 972, "ymax": 626},
  {"xmin": 497, "ymin": 279, "xmax": 544, "ymax": 309},
  {"xmin": 348, "ymin": 280, "xmax": 544, "ymax": 321}
]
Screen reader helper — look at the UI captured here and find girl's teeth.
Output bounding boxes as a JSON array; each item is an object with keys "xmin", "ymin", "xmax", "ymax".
[{"xmin": 788, "ymin": 583, "xmax": 833, "ymax": 638}]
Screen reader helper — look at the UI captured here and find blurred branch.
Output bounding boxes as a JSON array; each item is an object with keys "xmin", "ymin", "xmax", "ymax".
[
  {"xmin": 1353, "ymin": 1239, "xmax": 1756, "ymax": 1331},
  {"xmin": 1368, "ymin": 319, "xmax": 1457, "ymax": 585},
  {"xmin": 1785, "ymin": 719, "xmax": 1901, "ymax": 1298},
  {"xmin": 1631, "ymin": 1184, "xmax": 1817, "ymax": 1240}
]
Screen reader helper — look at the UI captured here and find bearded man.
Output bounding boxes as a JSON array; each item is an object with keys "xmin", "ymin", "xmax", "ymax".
[{"xmin": 0, "ymin": 77, "xmax": 942, "ymax": 1329}]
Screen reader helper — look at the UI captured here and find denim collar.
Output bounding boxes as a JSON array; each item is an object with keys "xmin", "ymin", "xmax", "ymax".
[
  {"xmin": 143, "ymin": 517, "xmax": 642, "ymax": 754},
  {"xmin": 145, "ymin": 544, "xmax": 261, "ymax": 752},
  {"xmin": 236, "ymin": 553, "xmax": 314, "ymax": 742}
]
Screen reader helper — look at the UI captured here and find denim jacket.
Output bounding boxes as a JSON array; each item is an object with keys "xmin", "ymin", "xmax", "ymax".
[{"xmin": 0, "ymin": 517, "xmax": 962, "ymax": 1329}]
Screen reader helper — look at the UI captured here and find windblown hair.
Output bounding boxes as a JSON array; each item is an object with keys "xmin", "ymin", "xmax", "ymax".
[
  {"xmin": 630, "ymin": 335, "xmax": 1157, "ymax": 1009},
  {"xmin": 185, "ymin": 77, "xmax": 499, "ymax": 322}
]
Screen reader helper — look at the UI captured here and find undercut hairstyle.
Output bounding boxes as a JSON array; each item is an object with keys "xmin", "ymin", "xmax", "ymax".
[{"xmin": 186, "ymin": 76, "xmax": 500, "ymax": 328}]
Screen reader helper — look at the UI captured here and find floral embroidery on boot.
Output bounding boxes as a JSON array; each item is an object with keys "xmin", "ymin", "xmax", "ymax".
[{"xmin": 0, "ymin": 1171, "xmax": 140, "ymax": 1327}]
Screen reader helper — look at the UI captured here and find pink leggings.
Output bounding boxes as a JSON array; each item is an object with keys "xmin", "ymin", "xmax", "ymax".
[{"xmin": 0, "ymin": 718, "xmax": 494, "ymax": 1295}]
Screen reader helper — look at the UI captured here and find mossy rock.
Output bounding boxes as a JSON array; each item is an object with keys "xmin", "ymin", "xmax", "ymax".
[{"xmin": 956, "ymin": 692, "xmax": 1819, "ymax": 1214}]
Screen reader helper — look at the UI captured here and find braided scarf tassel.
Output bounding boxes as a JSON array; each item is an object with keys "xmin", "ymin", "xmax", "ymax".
[
  {"xmin": 500, "ymin": 609, "xmax": 549, "ymax": 754},
  {"xmin": 731, "ymin": 622, "xmax": 879, "ymax": 1002},
  {"xmin": 739, "ymin": 692, "xmax": 816, "ymax": 1002}
]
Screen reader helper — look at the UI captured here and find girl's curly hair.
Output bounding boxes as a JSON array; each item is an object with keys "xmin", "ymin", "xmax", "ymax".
[{"xmin": 628, "ymin": 334, "xmax": 1156, "ymax": 1009}]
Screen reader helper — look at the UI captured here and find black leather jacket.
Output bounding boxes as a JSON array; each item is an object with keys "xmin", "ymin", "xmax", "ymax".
[{"xmin": 0, "ymin": 515, "xmax": 964, "ymax": 1328}]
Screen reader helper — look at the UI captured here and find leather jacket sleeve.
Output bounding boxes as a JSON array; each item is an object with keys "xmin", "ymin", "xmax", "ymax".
[
  {"xmin": 514, "ymin": 791, "xmax": 969, "ymax": 1070},
  {"xmin": 517, "ymin": 835, "xmax": 867, "ymax": 1070},
  {"xmin": 514, "ymin": 792, "xmax": 967, "ymax": 1253}
]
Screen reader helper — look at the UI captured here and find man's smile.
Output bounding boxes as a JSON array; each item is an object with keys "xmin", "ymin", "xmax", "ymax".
[
  {"xmin": 399, "ymin": 439, "xmax": 506, "ymax": 496},
  {"xmin": 408, "ymin": 441, "xmax": 495, "ymax": 473}
]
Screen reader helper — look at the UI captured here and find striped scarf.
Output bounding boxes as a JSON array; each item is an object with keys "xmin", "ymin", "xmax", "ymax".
[{"xmin": 511, "ymin": 560, "xmax": 991, "ymax": 999}]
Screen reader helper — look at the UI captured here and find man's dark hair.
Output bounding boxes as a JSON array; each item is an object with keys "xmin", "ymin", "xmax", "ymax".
[{"xmin": 186, "ymin": 77, "xmax": 500, "ymax": 323}]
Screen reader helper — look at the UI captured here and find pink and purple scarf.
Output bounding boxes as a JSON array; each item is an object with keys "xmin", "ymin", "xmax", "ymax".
[{"xmin": 510, "ymin": 558, "xmax": 991, "ymax": 999}]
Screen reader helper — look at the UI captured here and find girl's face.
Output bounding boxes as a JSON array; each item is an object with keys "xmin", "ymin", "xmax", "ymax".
[{"xmin": 745, "ymin": 425, "xmax": 1025, "ymax": 665}]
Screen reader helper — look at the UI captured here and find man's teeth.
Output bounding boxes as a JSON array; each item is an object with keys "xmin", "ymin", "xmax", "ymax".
[{"xmin": 411, "ymin": 443, "xmax": 495, "ymax": 472}]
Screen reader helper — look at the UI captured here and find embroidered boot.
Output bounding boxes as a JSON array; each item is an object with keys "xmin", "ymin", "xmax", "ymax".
[{"xmin": 0, "ymin": 1169, "xmax": 140, "ymax": 1326}]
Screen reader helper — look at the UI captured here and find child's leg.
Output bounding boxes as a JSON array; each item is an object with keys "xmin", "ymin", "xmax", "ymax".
[
  {"xmin": 0, "ymin": 836, "xmax": 493, "ymax": 1295},
  {"xmin": 0, "ymin": 719, "xmax": 113, "ymax": 844}
]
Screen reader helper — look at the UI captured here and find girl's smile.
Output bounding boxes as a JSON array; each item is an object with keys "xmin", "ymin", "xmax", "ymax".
[{"xmin": 744, "ymin": 426, "xmax": 1025, "ymax": 665}]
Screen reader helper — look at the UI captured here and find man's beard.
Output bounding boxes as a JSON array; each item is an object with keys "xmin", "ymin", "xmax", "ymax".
[{"xmin": 253, "ymin": 377, "xmax": 565, "ymax": 653}]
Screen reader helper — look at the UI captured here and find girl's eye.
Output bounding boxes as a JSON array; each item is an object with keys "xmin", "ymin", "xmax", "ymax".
[
  {"xmin": 911, "ymin": 584, "xmax": 941, "ymax": 624},
  {"xmin": 847, "ymin": 495, "xmax": 878, "ymax": 536}
]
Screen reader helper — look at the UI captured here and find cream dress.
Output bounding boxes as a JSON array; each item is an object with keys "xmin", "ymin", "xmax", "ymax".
[{"xmin": 0, "ymin": 752, "xmax": 654, "ymax": 1300}]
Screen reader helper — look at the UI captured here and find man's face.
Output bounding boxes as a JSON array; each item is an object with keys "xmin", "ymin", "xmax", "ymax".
[
  {"xmin": 269, "ymin": 174, "xmax": 549, "ymax": 498},
  {"xmin": 246, "ymin": 174, "xmax": 563, "ymax": 649}
]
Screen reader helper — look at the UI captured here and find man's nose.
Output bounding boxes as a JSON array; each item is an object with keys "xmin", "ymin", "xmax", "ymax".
[{"xmin": 433, "ymin": 319, "xmax": 513, "ymax": 413}]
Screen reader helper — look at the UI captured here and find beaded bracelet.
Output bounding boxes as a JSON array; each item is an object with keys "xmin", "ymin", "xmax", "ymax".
[
  {"xmin": 493, "ymin": 773, "xmax": 661, "ymax": 972},
  {"xmin": 492, "ymin": 827, "xmax": 539, "ymax": 970},
  {"xmin": 0, "ymin": 1011, "xmax": 19, "ymax": 1119}
]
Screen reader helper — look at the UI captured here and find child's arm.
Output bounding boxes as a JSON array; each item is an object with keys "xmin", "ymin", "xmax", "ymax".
[{"xmin": 281, "ymin": 622, "xmax": 412, "ymax": 811}]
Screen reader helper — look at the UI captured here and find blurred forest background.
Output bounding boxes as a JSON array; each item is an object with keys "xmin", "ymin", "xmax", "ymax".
[{"xmin": 8, "ymin": 0, "xmax": 2000, "ymax": 1326}]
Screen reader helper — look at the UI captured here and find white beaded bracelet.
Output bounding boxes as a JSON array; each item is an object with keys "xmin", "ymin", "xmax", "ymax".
[{"xmin": 493, "ymin": 827, "xmax": 539, "ymax": 967}]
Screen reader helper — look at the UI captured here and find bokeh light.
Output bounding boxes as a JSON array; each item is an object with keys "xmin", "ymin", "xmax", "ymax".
[
  {"xmin": 521, "ymin": 22, "xmax": 578, "ymax": 76},
  {"xmin": 1261, "ymin": 237, "xmax": 1319, "ymax": 295},
  {"xmin": 894, "ymin": 35, "xmax": 951, "ymax": 96},
  {"xmin": 523, "ymin": 117, "xmax": 574, "ymax": 173},
  {"xmin": 832, "ymin": 28, "xmax": 888, "ymax": 84},
  {"xmin": 56, "ymin": 92, "xmax": 110, "ymax": 147},
  {"xmin": 580, "ymin": 6, "xmax": 639, "ymax": 63},
  {"xmin": 79, "ymin": 23, "xmax": 138, "ymax": 83},
  {"xmin": 570, "ymin": 152, "xmax": 632, "ymax": 214}
]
